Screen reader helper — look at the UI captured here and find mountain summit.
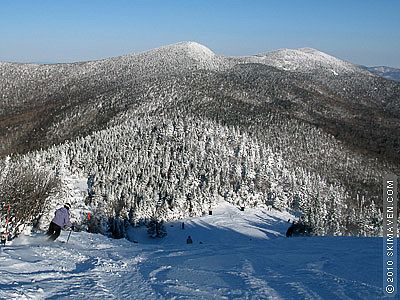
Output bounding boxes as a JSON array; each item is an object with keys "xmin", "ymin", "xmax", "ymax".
[
  {"xmin": 127, "ymin": 41, "xmax": 220, "ymax": 71},
  {"xmin": 170, "ymin": 41, "xmax": 216, "ymax": 58},
  {"xmin": 255, "ymin": 47, "xmax": 361, "ymax": 74}
]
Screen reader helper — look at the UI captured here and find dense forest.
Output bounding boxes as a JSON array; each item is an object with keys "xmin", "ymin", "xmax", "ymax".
[{"xmin": 0, "ymin": 112, "xmax": 384, "ymax": 237}]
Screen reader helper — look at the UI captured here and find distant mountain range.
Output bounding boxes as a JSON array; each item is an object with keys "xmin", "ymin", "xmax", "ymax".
[
  {"xmin": 365, "ymin": 66, "xmax": 400, "ymax": 82},
  {"xmin": 0, "ymin": 42, "xmax": 399, "ymax": 236}
]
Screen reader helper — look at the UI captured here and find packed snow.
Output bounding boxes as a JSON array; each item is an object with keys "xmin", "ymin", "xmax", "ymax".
[{"xmin": 0, "ymin": 202, "xmax": 385, "ymax": 299}]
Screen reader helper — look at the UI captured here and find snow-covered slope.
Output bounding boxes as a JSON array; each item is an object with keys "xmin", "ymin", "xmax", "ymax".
[
  {"xmin": 252, "ymin": 47, "xmax": 363, "ymax": 74},
  {"xmin": 127, "ymin": 202, "xmax": 294, "ymax": 245},
  {"xmin": 138, "ymin": 41, "xmax": 221, "ymax": 70},
  {"xmin": 106, "ymin": 41, "xmax": 224, "ymax": 74},
  {"xmin": 0, "ymin": 202, "xmax": 384, "ymax": 299}
]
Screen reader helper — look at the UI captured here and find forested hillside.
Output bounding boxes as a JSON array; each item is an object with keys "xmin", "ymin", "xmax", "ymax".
[{"xmin": 0, "ymin": 42, "xmax": 398, "ymax": 237}]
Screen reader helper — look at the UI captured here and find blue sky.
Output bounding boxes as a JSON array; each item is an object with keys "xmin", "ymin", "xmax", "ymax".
[{"xmin": 0, "ymin": 0, "xmax": 399, "ymax": 67}]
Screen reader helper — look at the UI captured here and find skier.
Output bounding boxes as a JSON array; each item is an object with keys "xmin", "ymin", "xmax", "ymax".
[
  {"xmin": 181, "ymin": 222, "xmax": 185, "ymax": 229},
  {"xmin": 0, "ymin": 232, "xmax": 6, "ymax": 246},
  {"xmin": 286, "ymin": 221, "xmax": 295, "ymax": 237},
  {"xmin": 46, "ymin": 203, "xmax": 73, "ymax": 241},
  {"xmin": 186, "ymin": 235, "xmax": 193, "ymax": 244},
  {"xmin": 286, "ymin": 226, "xmax": 293, "ymax": 237}
]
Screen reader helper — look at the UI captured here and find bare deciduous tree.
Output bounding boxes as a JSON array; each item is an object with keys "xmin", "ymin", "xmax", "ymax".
[{"xmin": 0, "ymin": 163, "xmax": 60, "ymax": 236}]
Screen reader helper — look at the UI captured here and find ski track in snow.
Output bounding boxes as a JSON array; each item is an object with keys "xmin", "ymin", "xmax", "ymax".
[
  {"xmin": 0, "ymin": 203, "xmax": 385, "ymax": 299},
  {"xmin": 137, "ymin": 242, "xmax": 383, "ymax": 300},
  {"xmin": 0, "ymin": 236, "xmax": 157, "ymax": 300}
]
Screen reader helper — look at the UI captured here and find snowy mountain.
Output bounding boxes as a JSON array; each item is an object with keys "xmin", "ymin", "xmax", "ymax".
[
  {"xmin": 0, "ymin": 202, "xmax": 385, "ymax": 299},
  {"xmin": 366, "ymin": 66, "xmax": 400, "ymax": 82},
  {"xmin": 254, "ymin": 47, "xmax": 361, "ymax": 74},
  {"xmin": 0, "ymin": 42, "xmax": 399, "ymax": 238}
]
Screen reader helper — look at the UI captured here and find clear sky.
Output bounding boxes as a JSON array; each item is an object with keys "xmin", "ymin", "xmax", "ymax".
[{"xmin": 0, "ymin": 0, "xmax": 399, "ymax": 67}]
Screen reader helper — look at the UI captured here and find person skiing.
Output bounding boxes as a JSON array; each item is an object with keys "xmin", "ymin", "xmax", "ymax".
[
  {"xmin": 0, "ymin": 231, "xmax": 6, "ymax": 246},
  {"xmin": 186, "ymin": 235, "xmax": 193, "ymax": 244},
  {"xmin": 286, "ymin": 221, "xmax": 295, "ymax": 237},
  {"xmin": 46, "ymin": 203, "xmax": 73, "ymax": 241}
]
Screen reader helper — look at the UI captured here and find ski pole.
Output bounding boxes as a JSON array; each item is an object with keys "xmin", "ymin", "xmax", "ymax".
[{"xmin": 66, "ymin": 229, "xmax": 72, "ymax": 243}]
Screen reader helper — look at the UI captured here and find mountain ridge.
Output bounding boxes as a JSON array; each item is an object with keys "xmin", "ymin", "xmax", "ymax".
[
  {"xmin": 0, "ymin": 42, "xmax": 361, "ymax": 71},
  {"xmin": 1, "ymin": 42, "xmax": 399, "ymax": 159},
  {"xmin": 2, "ymin": 42, "xmax": 398, "ymax": 82},
  {"xmin": 0, "ymin": 41, "xmax": 399, "ymax": 237},
  {"xmin": 1, "ymin": 42, "xmax": 399, "ymax": 162},
  {"xmin": 365, "ymin": 65, "xmax": 400, "ymax": 82}
]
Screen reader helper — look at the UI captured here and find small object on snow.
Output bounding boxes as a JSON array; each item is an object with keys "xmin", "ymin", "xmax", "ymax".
[
  {"xmin": 286, "ymin": 226, "xmax": 293, "ymax": 237},
  {"xmin": 181, "ymin": 222, "xmax": 185, "ymax": 229},
  {"xmin": 0, "ymin": 234, "xmax": 6, "ymax": 246},
  {"xmin": 208, "ymin": 210, "xmax": 213, "ymax": 215},
  {"xmin": 186, "ymin": 235, "xmax": 193, "ymax": 244},
  {"xmin": 286, "ymin": 222, "xmax": 313, "ymax": 237}
]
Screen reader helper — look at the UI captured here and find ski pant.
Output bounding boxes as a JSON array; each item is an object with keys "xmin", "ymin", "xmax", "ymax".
[{"xmin": 47, "ymin": 221, "xmax": 62, "ymax": 241}]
